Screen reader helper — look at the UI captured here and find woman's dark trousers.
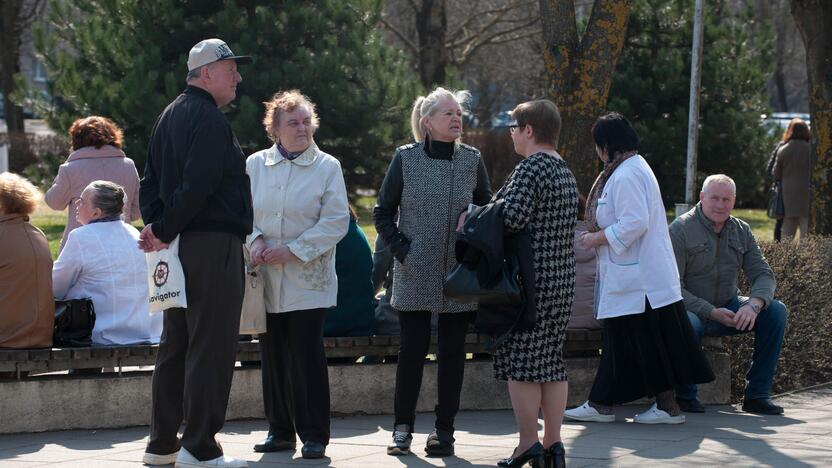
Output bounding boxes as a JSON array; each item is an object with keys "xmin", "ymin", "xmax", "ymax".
[
  {"xmin": 260, "ymin": 309, "xmax": 330, "ymax": 445},
  {"xmin": 394, "ymin": 310, "xmax": 473, "ymax": 433}
]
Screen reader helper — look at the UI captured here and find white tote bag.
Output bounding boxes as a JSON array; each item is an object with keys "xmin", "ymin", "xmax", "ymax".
[
  {"xmin": 239, "ymin": 247, "xmax": 267, "ymax": 335},
  {"xmin": 146, "ymin": 235, "xmax": 188, "ymax": 313}
]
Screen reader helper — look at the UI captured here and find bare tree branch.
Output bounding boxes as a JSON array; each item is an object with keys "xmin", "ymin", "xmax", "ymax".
[
  {"xmin": 377, "ymin": 13, "xmax": 419, "ymax": 55},
  {"xmin": 456, "ymin": 16, "xmax": 540, "ymax": 65}
]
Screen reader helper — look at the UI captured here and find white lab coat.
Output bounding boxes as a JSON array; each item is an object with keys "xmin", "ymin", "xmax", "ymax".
[
  {"xmin": 246, "ymin": 142, "xmax": 349, "ymax": 313},
  {"xmin": 595, "ymin": 155, "xmax": 682, "ymax": 319},
  {"xmin": 52, "ymin": 220, "xmax": 162, "ymax": 345}
]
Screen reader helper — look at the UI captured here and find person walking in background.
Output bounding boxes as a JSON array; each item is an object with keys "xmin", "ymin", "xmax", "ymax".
[
  {"xmin": 139, "ymin": 38, "xmax": 252, "ymax": 468},
  {"xmin": 773, "ymin": 118, "xmax": 812, "ymax": 242},
  {"xmin": 489, "ymin": 100, "xmax": 578, "ymax": 468},
  {"xmin": 247, "ymin": 90, "xmax": 349, "ymax": 459},
  {"xmin": 566, "ymin": 113, "xmax": 714, "ymax": 425},
  {"xmin": 765, "ymin": 139, "xmax": 785, "ymax": 242},
  {"xmin": 0, "ymin": 172, "xmax": 53, "ymax": 350},
  {"xmin": 52, "ymin": 181, "xmax": 162, "ymax": 346},
  {"xmin": 374, "ymin": 87, "xmax": 491, "ymax": 457},
  {"xmin": 45, "ymin": 116, "xmax": 141, "ymax": 252}
]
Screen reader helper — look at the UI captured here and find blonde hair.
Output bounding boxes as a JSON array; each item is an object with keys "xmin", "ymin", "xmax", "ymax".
[
  {"xmin": 410, "ymin": 87, "xmax": 471, "ymax": 141},
  {"xmin": 262, "ymin": 89, "xmax": 319, "ymax": 142},
  {"xmin": 0, "ymin": 172, "xmax": 42, "ymax": 215},
  {"xmin": 702, "ymin": 174, "xmax": 736, "ymax": 195}
]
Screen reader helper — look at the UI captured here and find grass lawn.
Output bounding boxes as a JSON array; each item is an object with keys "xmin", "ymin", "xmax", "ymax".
[{"xmin": 32, "ymin": 198, "xmax": 774, "ymax": 260}]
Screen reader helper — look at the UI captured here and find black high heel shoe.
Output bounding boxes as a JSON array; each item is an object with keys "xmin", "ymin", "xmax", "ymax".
[
  {"xmin": 497, "ymin": 442, "xmax": 544, "ymax": 467},
  {"xmin": 530, "ymin": 441, "xmax": 566, "ymax": 468}
]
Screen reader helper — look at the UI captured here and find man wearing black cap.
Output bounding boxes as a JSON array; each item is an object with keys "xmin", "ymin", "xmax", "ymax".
[{"xmin": 139, "ymin": 38, "xmax": 253, "ymax": 468}]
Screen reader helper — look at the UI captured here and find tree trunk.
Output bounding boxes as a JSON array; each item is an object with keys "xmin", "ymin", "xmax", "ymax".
[
  {"xmin": 790, "ymin": 0, "xmax": 832, "ymax": 234},
  {"xmin": 540, "ymin": 0, "xmax": 631, "ymax": 193},
  {"xmin": 416, "ymin": 0, "xmax": 448, "ymax": 87},
  {"xmin": 0, "ymin": 0, "xmax": 34, "ymax": 172}
]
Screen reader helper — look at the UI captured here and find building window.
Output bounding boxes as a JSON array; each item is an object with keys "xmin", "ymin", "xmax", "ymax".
[{"xmin": 33, "ymin": 60, "xmax": 47, "ymax": 82}]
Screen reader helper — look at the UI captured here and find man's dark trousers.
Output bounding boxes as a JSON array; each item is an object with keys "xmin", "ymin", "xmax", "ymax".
[{"xmin": 147, "ymin": 231, "xmax": 244, "ymax": 460}]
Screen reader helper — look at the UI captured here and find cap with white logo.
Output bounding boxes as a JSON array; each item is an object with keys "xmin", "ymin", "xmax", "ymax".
[{"xmin": 187, "ymin": 38, "xmax": 252, "ymax": 72}]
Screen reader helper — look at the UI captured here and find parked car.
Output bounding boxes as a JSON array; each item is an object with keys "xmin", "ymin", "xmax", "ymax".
[{"xmin": 761, "ymin": 112, "xmax": 811, "ymax": 136}]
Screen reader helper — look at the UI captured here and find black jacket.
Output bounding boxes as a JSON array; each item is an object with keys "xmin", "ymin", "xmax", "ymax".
[
  {"xmin": 140, "ymin": 86, "xmax": 253, "ymax": 243},
  {"xmin": 454, "ymin": 201, "xmax": 536, "ymax": 347}
]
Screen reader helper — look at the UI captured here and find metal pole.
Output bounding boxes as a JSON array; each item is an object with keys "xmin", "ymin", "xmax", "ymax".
[{"xmin": 685, "ymin": 0, "xmax": 705, "ymax": 206}]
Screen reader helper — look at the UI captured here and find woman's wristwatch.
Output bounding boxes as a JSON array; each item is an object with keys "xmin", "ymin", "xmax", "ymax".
[{"xmin": 749, "ymin": 302, "xmax": 762, "ymax": 315}]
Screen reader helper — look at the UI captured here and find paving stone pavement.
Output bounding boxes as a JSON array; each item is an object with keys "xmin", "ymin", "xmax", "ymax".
[{"xmin": 1, "ymin": 385, "xmax": 830, "ymax": 467}]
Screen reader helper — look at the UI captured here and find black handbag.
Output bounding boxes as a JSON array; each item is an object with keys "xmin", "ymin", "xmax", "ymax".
[
  {"xmin": 53, "ymin": 298, "xmax": 96, "ymax": 347},
  {"xmin": 443, "ymin": 255, "xmax": 523, "ymax": 306},
  {"xmin": 767, "ymin": 182, "xmax": 785, "ymax": 219}
]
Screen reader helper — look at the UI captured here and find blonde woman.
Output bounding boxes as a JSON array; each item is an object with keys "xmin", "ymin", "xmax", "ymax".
[{"xmin": 374, "ymin": 87, "xmax": 492, "ymax": 457}]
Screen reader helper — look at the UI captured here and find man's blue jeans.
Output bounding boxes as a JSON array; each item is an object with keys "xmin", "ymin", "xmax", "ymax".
[{"xmin": 676, "ymin": 296, "xmax": 787, "ymax": 401}]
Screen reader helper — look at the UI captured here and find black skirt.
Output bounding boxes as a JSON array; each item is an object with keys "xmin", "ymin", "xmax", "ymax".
[{"xmin": 588, "ymin": 298, "xmax": 715, "ymax": 405}]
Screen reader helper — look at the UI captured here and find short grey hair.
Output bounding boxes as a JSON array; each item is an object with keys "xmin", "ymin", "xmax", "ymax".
[
  {"xmin": 702, "ymin": 174, "xmax": 736, "ymax": 195},
  {"xmin": 186, "ymin": 65, "xmax": 204, "ymax": 83},
  {"xmin": 410, "ymin": 87, "xmax": 471, "ymax": 141},
  {"xmin": 85, "ymin": 180, "xmax": 126, "ymax": 218}
]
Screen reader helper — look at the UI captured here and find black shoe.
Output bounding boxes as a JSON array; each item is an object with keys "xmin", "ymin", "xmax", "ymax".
[
  {"xmin": 386, "ymin": 425, "xmax": 413, "ymax": 456},
  {"xmin": 253, "ymin": 433, "xmax": 296, "ymax": 453},
  {"xmin": 677, "ymin": 397, "xmax": 706, "ymax": 413},
  {"xmin": 498, "ymin": 442, "xmax": 544, "ymax": 467},
  {"xmin": 530, "ymin": 441, "xmax": 565, "ymax": 468},
  {"xmin": 742, "ymin": 398, "xmax": 784, "ymax": 415},
  {"xmin": 300, "ymin": 441, "xmax": 326, "ymax": 459},
  {"xmin": 424, "ymin": 428, "xmax": 455, "ymax": 457}
]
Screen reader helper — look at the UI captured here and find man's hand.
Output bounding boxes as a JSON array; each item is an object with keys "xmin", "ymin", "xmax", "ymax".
[
  {"xmin": 263, "ymin": 245, "xmax": 299, "ymax": 265},
  {"xmin": 138, "ymin": 224, "xmax": 169, "ymax": 252},
  {"xmin": 709, "ymin": 307, "xmax": 737, "ymax": 328},
  {"xmin": 734, "ymin": 304, "xmax": 758, "ymax": 331},
  {"xmin": 249, "ymin": 237, "xmax": 267, "ymax": 266}
]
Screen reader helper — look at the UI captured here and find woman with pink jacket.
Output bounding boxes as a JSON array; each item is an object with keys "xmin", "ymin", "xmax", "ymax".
[{"xmin": 45, "ymin": 116, "xmax": 141, "ymax": 252}]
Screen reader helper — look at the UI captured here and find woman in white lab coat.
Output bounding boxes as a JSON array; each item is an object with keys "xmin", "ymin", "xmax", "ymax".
[{"xmin": 565, "ymin": 113, "xmax": 713, "ymax": 425}]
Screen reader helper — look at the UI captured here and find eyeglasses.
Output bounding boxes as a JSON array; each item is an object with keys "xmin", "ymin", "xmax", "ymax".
[{"xmin": 508, "ymin": 124, "xmax": 520, "ymax": 134}]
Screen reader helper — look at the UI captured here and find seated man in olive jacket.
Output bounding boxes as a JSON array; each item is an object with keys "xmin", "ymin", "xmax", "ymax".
[{"xmin": 670, "ymin": 174, "xmax": 787, "ymax": 415}]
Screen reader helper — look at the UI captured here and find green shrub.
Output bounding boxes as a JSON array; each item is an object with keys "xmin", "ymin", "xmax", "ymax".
[{"xmin": 731, "ymin": 236, "xmax": 832, "ymax": 402}]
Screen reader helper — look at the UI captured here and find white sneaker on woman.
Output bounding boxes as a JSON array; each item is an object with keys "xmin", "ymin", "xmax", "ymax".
[
  {"xmin": 633, "ymin": 403, "xmax": 685, "ymax": 424},
  {"xmin": 564, "ymin": 401, "xmax": 615, "ymax": 422},
  {"xmin": 174, "ymin": 447, "xmax": 248, "ymax": 467}
]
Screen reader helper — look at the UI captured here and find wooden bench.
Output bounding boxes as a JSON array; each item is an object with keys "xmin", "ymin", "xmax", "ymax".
[{"xmin": 0, "ymin": 330, "xmax": 607, "ymax": 379}]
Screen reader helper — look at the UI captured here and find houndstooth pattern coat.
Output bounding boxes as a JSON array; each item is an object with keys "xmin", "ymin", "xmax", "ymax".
[{"xmin": 493, "ymin": 152, "xmax": 578, "ymax": 382}]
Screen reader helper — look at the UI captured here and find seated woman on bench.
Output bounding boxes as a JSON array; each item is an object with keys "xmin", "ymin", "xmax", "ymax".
[
  {"xmin": 0, "ymin": 172, "xmax": 54, "ymax": 350},
  {"xmin": 52, "ymin": 180, "xmax": 162, "ymax": 346}
]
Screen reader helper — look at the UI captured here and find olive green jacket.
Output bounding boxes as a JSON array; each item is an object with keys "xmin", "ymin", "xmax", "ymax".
[{"xmin": 669, "ymin": 203, "xmax": 776, "ymax": 321}]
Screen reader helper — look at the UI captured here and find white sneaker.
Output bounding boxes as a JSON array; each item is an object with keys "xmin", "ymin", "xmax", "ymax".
[
  {"xmin": 143, "ymin": 450, "xmax": 178, "ymax": 465},
  {"xmin": 564, "ymin": 401, "xmax": 615, "ymax": 422},
  {"xmin": 633, "ymin": 403, "xmax": 685, "ymax": 424},
  {"xmin": 174, "ymin": 447, "xmax": 248, "ymax": 467}
]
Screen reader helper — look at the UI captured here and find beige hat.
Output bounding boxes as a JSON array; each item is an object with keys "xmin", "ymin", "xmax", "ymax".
[{"xmin": 187, "ymin": 38, "xmax": 252, "ymax": 72}]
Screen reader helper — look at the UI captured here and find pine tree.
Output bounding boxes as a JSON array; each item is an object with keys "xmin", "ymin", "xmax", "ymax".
[
  {"xmin": 607, "ymin": 0, "xmax": 775, "ymax": 207},
  {"xmin": 37, "ymin": 0, "xmax": 418, "ymax": 192}
]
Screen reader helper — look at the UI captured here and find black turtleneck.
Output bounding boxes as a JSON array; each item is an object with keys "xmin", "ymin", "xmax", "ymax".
[{"xmin": 425, "ymin": 137, "xmax": 455, "ymax": 160}]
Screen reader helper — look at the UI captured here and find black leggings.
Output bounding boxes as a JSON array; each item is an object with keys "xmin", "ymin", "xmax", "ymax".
[{"xmin": 393, "ymin": 310, "xmax": 473, "ymax": 433}]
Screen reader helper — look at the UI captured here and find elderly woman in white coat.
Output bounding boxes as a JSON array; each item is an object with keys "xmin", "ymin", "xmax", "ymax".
[
  {"xmin": 247, "ymin": 90, "xmax": 349, "ymax": 460},
  {"xmin": 52, "ymin": 180, "xmax": 162, "ymax": 345},
  {"xmin": 565, "ymin": 113, "xmax": 713, "ymax": 425}
]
